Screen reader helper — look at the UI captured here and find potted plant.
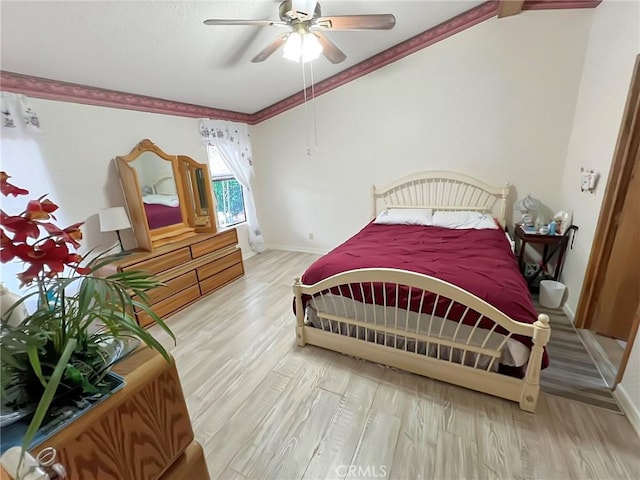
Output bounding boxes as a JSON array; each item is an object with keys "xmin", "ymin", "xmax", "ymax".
[{"xmin": 0, "ymin": 172, "xmax": 175, "ymax": 464}]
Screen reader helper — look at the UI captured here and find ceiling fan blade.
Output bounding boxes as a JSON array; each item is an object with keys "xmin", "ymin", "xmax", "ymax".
[
  {"xmin": 314, "ymin": 32, "xmax": 346, "ymax": 64},
  {"xmin": 314, "ymin": 14, "xmax": 396, "ymax": 30},
  {"xmin": 251, "ymin": 32, "xmax": 290, "ymax": 63},
  {"xmin": 203, "ymin": 19, "xmax": 286, "ymax": 27}
]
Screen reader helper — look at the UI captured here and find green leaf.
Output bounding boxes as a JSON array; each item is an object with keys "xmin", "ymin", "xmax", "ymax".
[
  {"xmin": 20, "ymin": 339, "xmax": 77, "ymax": 468},
  {"xmin": 26, "ymin": 345, "xmax": 48, "ymax": 389},
  {"xmin": 64, "ymin": 364, "xmax": 84, "ymax": 385}
]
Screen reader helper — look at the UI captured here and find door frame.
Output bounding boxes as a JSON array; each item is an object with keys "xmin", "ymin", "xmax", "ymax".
[{"xmin": 574, "ymin": 55, "xmax": 640, "ymax": 385}]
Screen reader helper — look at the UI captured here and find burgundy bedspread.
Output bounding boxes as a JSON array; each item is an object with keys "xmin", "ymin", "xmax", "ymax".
[
  {"xmin": 301, "ymin": 222, "xmax": 548, "ymax": 369},
  {"xmin": 144, "ymin": 203, "xmax": 182, "ymax": 229}
]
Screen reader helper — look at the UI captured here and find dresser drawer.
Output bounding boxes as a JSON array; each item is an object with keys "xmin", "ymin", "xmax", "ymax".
[
  {"xmin": 199, "ymin": 263, "xmax": 244, "ymax": 295},
  {"xmin": 137, "ymin": 271, "xmax": 198, "ymax": 307},
  {"xmin": 126, "ymin": 247, "xmax": 192, "ymax": 276},
  {"xmin": 191, "ymin": 229, "xmax": 237, "ymax": 258},
  {"xmin": 137, "ymin": 284, "xmax": 201, "ymax": 327},
  {"xmin": 196, "ymin": 250, "xmax": 242, "ymax": 281}
]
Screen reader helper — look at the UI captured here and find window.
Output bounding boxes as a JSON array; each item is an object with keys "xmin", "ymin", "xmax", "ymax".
[{"xmin": 207, "ymin": 146, "xmax": 246, "ymax": 228}]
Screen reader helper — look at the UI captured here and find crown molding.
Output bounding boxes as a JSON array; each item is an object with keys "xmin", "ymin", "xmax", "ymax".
[
  {"xmin": 524, "ymin": 0, "xmax": 601, "ymax": 10},
  {"xmin": 0, "ymin": 71, "xmax": 253, "ymax": 123},
  {"xmin": 1, "ymin": 0, "xmax": 600, "ymax": 126}
]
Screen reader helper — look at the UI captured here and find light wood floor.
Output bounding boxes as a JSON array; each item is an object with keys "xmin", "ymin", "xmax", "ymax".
[
  {"xmin": 149, "ymin": 250, "xmax": 640, "ymax": 480},
  {"xmin": 594, "ymin": 334, "xmax": 625, "ymax": 369}
]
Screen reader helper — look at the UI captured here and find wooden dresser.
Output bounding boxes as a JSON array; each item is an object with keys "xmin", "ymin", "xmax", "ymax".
[
  {"xmin": 114, "ymin": 228, "xmax": 244, "ymax": 327},
  {"xmin": 31, "ymin": 347, "xmax": 209, "ymax": 480}
]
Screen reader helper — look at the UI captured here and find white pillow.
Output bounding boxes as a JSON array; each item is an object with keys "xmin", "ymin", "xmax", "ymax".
[
  {"xmin": 142, "ymin": 194, "xmax": 179, "ymax": 207},
  {"xmin": 432, "ymin": 211, "xmax": 498, "ymax": 230},
  {"xmin": 373, "ymin": 208, "xmax": 433, "ymax": 226}
]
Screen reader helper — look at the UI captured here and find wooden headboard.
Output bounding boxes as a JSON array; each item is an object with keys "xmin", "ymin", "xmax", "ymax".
[{"xmin": 372, "ymin": 171, "xmax": 511, "ymax": 228}]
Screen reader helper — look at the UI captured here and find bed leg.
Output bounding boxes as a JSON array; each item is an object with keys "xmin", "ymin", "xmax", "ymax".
[
  {"xmin": 293, "ymin": 278, "xmax": 306, "ymax": 347},
  {"xmin": 520, "ymin": 314, "xmax": 550, "ymax": 412},
  {"xmin": 296, "ymin": 326, "xmax": 306, "ymax": 346}
]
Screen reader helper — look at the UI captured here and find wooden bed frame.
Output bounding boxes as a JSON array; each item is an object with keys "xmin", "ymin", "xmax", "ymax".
[{"xmin": 293, "ymin": 171, "xmax": 550, "ymax": 412}]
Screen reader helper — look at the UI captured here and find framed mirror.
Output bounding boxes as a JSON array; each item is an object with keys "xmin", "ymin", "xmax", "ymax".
[
  {"xmin": 115, "ymin": 140, "xmax": 216, "ymax": 251},
  {"xmin": 178, "ymin": 155, "xmax": 216, "ymax": 231}
]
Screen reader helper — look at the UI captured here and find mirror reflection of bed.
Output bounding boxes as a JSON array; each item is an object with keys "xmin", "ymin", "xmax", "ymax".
[
  {"xmin": 141, "ymin": 177, "xmax": 182, "ymax": 229},
  {"xmin": 131, "ymin": 152, "xmax": 182, "ymax": 230},
  {"xmin": 115, "ymin": 139, "xmax": 217, "ymax": 251}
]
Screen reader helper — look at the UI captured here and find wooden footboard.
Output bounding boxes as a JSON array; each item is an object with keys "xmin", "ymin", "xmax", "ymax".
[{"xmin": 293, "ymin": 268, "xmax": 550, "ymax": 412}]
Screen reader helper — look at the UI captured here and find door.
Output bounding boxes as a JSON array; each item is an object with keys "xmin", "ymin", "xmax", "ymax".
[{"xmin": 590, "ymin": 132, "xmax": 640, "ymax": 339}]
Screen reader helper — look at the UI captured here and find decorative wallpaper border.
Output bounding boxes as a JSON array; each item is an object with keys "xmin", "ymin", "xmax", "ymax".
[
  {"xmin": 524, "ymin": 0, "xmax": 601, "ymax": 10},
  {"xmin": 0, "ymin": 0, "xmax": 601, "ymax": 125},
  {"xmin": 0, "ymin": 71, "xmax": 253, "ymax": 123},
  {"xmin": 252, "ymin": 1, "xmax": 498, "ymax": 123}
]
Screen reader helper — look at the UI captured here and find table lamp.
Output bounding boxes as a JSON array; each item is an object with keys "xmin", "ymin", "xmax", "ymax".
[
  {"xmin": 515, "ymin": 194, "xmax": 541, "ymax": 227},
  {"xmin": 99, "ymin": 207, "xmax": 131, "ymax": 255}
]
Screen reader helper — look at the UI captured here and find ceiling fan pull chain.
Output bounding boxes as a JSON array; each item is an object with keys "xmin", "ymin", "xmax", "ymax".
[
  {"xmin": 310, "ymin": 61, "xmax": 319, "ymax": 156},
  {"xmin": 300, "ymin": 60, "xmax": 312, "ymax": 156}
]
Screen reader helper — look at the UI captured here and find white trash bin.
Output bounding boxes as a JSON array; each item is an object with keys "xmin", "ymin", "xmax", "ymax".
[{"xmin": 539, "ymin": 280, "xmax": 566, "ymax": 309}]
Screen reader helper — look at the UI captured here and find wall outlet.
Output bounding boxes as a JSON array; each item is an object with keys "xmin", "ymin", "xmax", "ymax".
[{"xmin": 308, "ymin": 232, "xmax": 314, "ymax": 240}]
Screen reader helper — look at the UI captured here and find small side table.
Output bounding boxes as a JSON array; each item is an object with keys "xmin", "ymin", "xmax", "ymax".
[{"xmin": 514, "ymin": 224, "xmax": 570, "ymax": 283}]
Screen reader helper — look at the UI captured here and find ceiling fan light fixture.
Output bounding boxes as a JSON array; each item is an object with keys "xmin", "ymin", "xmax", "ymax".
[
  {"xmin": 283, "ymin": 31, "xmax": 323, "ymax": 63},
  {"xmin": 290, "ymin": 0, "xmax": 319, "ymax": 20}
]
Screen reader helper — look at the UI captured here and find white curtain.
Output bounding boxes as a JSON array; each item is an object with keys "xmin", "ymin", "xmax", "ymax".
[
  {"xmin": 199, "ymin": 118, "xmax": 265, "ymax": 253},
  {"xmin": 1, "ymin": 92, "xmax": 42, "ymax": 136},
  {"xmin": 1, "ymin": 92, "xmax": 44, "ymax": 302}
]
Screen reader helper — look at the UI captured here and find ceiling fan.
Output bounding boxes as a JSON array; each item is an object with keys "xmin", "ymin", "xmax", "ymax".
[{"xmin": 203, "ymin": 0, "xmax": 396, "ymax": 64}]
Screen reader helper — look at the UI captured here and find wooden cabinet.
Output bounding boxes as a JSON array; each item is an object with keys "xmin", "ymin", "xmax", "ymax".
[
  {"xmin": 115, "ymin": 229, "xmax": 244, "ymax": 327},
  {"xmin": 32, "ymin": 348, "xmax": 209, "ymax": 480}
]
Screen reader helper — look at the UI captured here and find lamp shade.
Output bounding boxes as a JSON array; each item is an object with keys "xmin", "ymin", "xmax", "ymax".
[
  {"xmin": 99, "ymin": 207, "xmax": 131, "ymax": 232},
  {"xmin": 515, "ymin": 194, "xmax": 541, "ymax": 213}
]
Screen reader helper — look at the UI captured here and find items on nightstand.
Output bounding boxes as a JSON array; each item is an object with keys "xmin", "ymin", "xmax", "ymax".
[
  {"xmin": 515, "ymin": 224, "xmax": 579, "ymax": 290},
  {"xmin": 553, "ymin": 210, "xmax": 573, "ymax": 235},
  {"xmin": 515, "ymin": 194, "xmax": 541, "ymax": 227}
]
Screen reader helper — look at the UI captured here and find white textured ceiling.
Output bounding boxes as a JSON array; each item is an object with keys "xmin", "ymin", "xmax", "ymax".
[{"xmin": 1, "ymin": 1, "xmax": 484, "ymax": 114}]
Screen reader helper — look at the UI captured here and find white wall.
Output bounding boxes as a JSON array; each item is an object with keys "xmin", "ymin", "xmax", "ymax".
[
  {"xmin": 0, "ymin": 99, "xmax": 253, "ymax": 294},
  {"xmin": 556, "ymin": 0, "xmax": 640, "ymax": 429},
  {"xmin": 617, "ymin": 329, "xmax": 640, "ymax": 436},
  {"xmin": 252, "ymin": 9, "xmax": 593, "ymax": 253},
  {"xmin": 560, "ymin": 0, "xmax": 640, "ymax": 318}
]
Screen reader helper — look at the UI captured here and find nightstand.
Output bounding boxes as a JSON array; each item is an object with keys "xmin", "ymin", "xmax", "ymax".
[{"xmin": 514, "ymin": 224, "xmax": 570, "ymax": 284}]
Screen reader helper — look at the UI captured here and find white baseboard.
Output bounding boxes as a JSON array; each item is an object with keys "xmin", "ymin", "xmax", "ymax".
[
  {"xmin": 266, "ymin": 244, "xmax": 329, "ymax": 255},
  {"xmin": 613, "ymin": 385, "xmax": 640, "ymax": 438},
  {"xmin": 242, "ymin": 250, "xmax": 257, "ymax": 262},
  {"xmin": 563, "ymin": 303, "xmax": 575, "ymax": 323}
]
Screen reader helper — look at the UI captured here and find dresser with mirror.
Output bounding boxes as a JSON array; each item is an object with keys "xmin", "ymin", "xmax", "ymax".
[{"xmin": 113, "ymin": 139, "xmax": 244, "ymax": 327}]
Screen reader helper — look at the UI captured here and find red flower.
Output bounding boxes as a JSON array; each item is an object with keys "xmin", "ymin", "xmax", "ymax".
[
  {"xmin": 13, "ymin": 239, "xmax": 88, "ymax": 286},
  {"xmin": 1, "ymin": 212, "xmax": 41, "ymax": 243},
  {"xmin": 0, "ymin": 172, "xmax": 29, "ymax": 197},
  {"xmin": 0, "ymin": 229, "xmax": 11, "ymax": 247},
  {"xmin": 0, "ymin": 230, "xmax": 18, "ymax": 263},
  {"xmin": 42, "ymin": 221, "xmax": 83, "ymax": 248},
  {"xmin": 26, "ymin": 199, "xmax": 58, "ymax": 221},
  {"xmin": 0, "ymin": 173, "xmax": 91, "ymax": 285}
]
